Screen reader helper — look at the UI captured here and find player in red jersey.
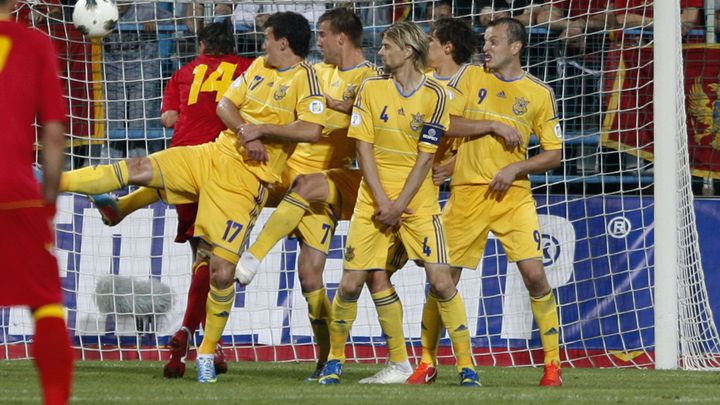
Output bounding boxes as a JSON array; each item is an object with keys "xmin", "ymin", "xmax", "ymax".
[
  {"xmin": 89, "ymin": 21, "xmax": 253, "ymax": 379},
  {"xmin": 0, "ymin": 0, "xmax": 72, "ymax": 403}
]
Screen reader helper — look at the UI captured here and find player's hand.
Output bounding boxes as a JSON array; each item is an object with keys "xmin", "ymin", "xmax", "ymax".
[
  {"xmin": 238, "ymin": 123, "xmax": 264, "ymax": 143},
  {"xmin": 489, "ymin": 164, "xmax": 520, "ymax": 197},
  {"xmin": 245, "ymin": 140, "xmax": 268, "ymax": 162},
  {"xmin": 492, "ymin": 122, "xmax": 522, "ymax": 149},
  {"xmin": 373, "ymin": 199, "xmax": 412, "ymax": 231},
  {"xmin": 325, "ymin": 93, "xmax": 353, "ymax": 114},
  {"xmin": 432, "ymin": 162, "xmax": 454, "ymax": 185}
]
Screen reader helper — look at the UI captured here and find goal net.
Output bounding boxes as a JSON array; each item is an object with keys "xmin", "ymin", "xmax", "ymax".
[{"xmin": 3, "ymin": 0, "xmax": 720, "ymax": 370}]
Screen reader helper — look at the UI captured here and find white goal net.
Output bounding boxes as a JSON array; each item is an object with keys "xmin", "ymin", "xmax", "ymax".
[{"xmin": 3, "ymin": 0, "xmax": 720, "ymax": 370}]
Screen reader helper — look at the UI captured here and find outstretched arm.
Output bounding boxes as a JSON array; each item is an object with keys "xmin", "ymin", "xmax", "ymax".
[
  {"xmin": 489, "ymin": 149, "xmax": 561, "ymax": 196},
  {"xmin": 447, "ymin": 116, "xmax": 522, "ymax": 148}
]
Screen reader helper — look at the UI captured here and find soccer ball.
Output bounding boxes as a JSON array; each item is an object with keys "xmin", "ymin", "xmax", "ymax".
[{"xmin": 72, "ymin": 0, "xmax": 119, "ymax": 38}]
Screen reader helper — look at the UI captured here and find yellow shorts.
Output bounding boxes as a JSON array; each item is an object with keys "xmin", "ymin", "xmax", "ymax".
[
  {"xmin": 343, "ymin": 208, "xmax": 447, "ymax": 271},
  {"xmin": 150, "ymin": 143, "xmax": 267, "ymax": 264},
  {"xmin": 443, "ymin": 184, "xmax": 542, "ymax": 269},
  {"xmin": 325, "ymin": 168, "xmax": 362, "ymax": 221},
  {"xmin": 265, "ymin": 166, "xmax": 338, "ymax": 255}
]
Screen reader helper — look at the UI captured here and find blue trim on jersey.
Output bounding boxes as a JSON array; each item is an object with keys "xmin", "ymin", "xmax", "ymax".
[
  {"xmin": 432, "ymin": 71, "xmax": 452, "ymax": 81},
  {"xmin": 339, "ymin": 60, "xmax": 371, "ymax": 72},
  {"xmin": 277, "ymin": 62, "xmax": 301, "ymax": 73},
  {"xmin": 492, "ymin": 71, "xmax": 526, "ymax": 82},
  {"xmin": 393, "ymin": 76, "xmax": 426, "ymax": 98}
]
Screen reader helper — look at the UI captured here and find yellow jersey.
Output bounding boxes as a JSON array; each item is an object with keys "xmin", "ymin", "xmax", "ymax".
[
  {"xmin": 450, "ymin": 66, "xmax": 562, "ymax": 189},
  {"xmin": 348, "ymin": 75, "xmax": 450, "ymax": 215},
  {"xmin": 426, "ymin": 66, "xmax": 472, "ymax": 161},
  {"xmin": 287, "ymin": 61, "xmax": 381, "ymax": 174},
  {"xmin": 218, "ymin": 56, "xmax": 326, "ymax": 184}
]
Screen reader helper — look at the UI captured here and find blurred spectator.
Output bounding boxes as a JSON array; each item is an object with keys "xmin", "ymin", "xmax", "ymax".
[
  {"xmin": 14, "ymin": 0, "xmax": 61, "ymax": 29},
  {"xmin": 614, "ymin": 0, "xmax": 703, "ymax": 37},
  {"xmin": 557, "ymin": 1, "xmax": 616, "ymax": 52},
  {"xmin": 477, "ymin": 0, "xmax": 511, "ymax": 27},
  {"xmin": 231, "ymin": 3, "xmax": 325, "ymax": 32},
  {"xmin": 429, "ymin": 0, "xmax": 453, "ymax": 19},
  {"xmin": 101, "ymin": 1, "xmax": 172, "ymax": 162}
]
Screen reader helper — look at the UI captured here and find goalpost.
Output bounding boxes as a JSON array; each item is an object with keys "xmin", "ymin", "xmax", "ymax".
[{"xmin": 3, "ymin": 0, "xmax": 720, "ymax": 371}]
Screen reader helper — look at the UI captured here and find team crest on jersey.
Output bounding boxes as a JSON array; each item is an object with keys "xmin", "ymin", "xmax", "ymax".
[
  {"xmin": 342, "ymin": 84, "xmax": 358, "ymax": 101},
  {"xmin": 274, "ymin": 84, "xmax": 289, "ymax": 101},
  {"xmin": 513, "ymin": 97, "xmax": 529, "ymax": 115},
  {"xmin": 410, "ymin": 113, "xmax": 425, "ymax": 131},
  {"xmin": 345, "ymin": 246, "xmax": 355, "ymax": 262}
]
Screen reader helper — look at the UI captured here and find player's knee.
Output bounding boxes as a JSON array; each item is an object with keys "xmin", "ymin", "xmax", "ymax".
[
  {"xmin": 125, "ymin": 157, "xmax": 154, "ymax": 185},
  {"xmin": 291, "ymin": 173, "xmax": 327, "ymax": 202},
  {"xmin": 299, "ymin": 272, "xmax": 323, "ymax": 293},
  {"xmin": 338, "ymin": 279, "xmax": 363, "ymax": 300},
  {"xmin": 209, "ymin": 256, "xmax": 235, "ymax": 289},
  {"xmin": 366, "ymin": 270, "xmax": 392, "ymax": 294}
]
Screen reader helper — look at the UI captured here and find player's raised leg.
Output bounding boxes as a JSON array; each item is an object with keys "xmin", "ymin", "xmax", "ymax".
[
  {"xmin": 237, "ymin": 173, "xmax": 330, "ymax": 283},
  {"xmin": 90, "ymin": 186, "xmax": 160, "ymax": 226},
  {"xmin": 60, "ymin": 156, "xmax": 163, "ymax": 195}
]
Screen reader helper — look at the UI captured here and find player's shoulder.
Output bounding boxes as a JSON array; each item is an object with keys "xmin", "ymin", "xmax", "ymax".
[
  {"xmin": 294, "ymin": 60, "xmax": 322, "ymax": 95},
  {"xmin": 358, "ymin": 73, "xmax": 391, "ymax": 90},
  {"xmin": 523, "ymin": 72, "xmax": 555, "ymax": 98},
  {"xmin": 358, "ymin": 60, "xmax": 383, "ymax": 75},
  {"xmin": 423, "ymin": 76, "xmax": 448, "ymax": 100},
  {"xmin": 1, "ymin": 21, "xmax": 53, "ymax": 52}
]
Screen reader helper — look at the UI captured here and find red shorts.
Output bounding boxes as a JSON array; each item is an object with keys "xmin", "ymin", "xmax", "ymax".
[
  {"xmin": 0, "ymin": 205, "xmax": 62, "ymax": 307},
  {"xmin": 174, "ymin": 202, "xmax": 198, "ymax": 243}
]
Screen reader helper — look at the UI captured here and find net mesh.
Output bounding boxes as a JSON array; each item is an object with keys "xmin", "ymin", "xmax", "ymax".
[{"xmin": 2, "ymin": 0, "xmax": 719, "ymax": 370}]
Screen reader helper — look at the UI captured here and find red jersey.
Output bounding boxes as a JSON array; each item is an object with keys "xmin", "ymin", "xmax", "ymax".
[
  {"xmin": 0, "ymin": 20, "xmax": 66, "ymax": 206},
  {"xmin": 162, "ymin": 53, "xmax": 253, "ymax": 147}
]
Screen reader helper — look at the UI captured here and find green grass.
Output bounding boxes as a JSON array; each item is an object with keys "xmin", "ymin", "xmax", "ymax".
[{"xmin": 2, "ymin": 361, "xmax": 720, "ymax": 404}]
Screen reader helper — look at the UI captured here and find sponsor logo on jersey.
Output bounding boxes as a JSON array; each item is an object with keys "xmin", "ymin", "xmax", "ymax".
[
  {"xmin": 310, "ymin": 100, "xmax": 325, "ymax": 114},
  {"xmin": 350, "ymin": 112, "xmax": 361, "ymax": 127}
]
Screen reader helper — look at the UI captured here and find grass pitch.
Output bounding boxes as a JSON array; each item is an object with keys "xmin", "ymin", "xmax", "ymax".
[{"xmin": 1, "ymin": 361, "xmax": 720, "ymax": 404}]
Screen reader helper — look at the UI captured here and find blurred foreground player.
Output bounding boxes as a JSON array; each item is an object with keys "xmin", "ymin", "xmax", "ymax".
[{"xmin": 0, "ymin": 0, "xmax": 73, "ymax": 403}]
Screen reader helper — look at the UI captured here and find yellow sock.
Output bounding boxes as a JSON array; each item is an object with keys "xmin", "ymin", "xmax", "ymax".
[
  {"xmin": 247, "ymin": 192, "xmax": 309, "ymax": 260},
  {"xmin": 436, "ymin": 292, "xmax": 474, "ymax": 372},
  {"xmin": 117, "ymin": 187, "xmax": 160, "ymax": 217},
  {"xmin": 327, "ymin": 293, "xmax": 357, "ymax": 363},
  {"xmin": 33, "ymin": 304, "xmax": 65, "ymax": 321},
  {"xmin": 530, "ymin": 291, "xmax": 561, "ymax": 366},
  {"xmin": 60, "ymin": 161, "xmax": 129, "ymax": 194},
  {"xmin": 372, "ymin": 287, "xmax": 407, "ymax": 364},
  {"xmin": 198, "ymin": 284, "xmax": 235, "ymax": 355},
  {"xmin": 420, "ymin": 294, "xmax": 442, "ymax": 365},
  {"xmin": 304, "ymin": 288, "xmax": 332, "ymax": 364}
]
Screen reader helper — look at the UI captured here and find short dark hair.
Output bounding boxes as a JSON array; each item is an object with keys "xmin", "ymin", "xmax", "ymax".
[
  {"xmin": 317, "ymin": 7, "xmax": 364, "ymax": 49},
  {"xmin": 264, "ymin": 11, "xmax": 312, "ymax": 58},
  {"xmin": 487, "ymin": 17, "xmax": 527, "ymax": 52},
  {"xmin": 198, "ymin": 21, "xmax": 235, "ymax": 56},
  {"xmin": 430, "ymin": 17, "xmax": 476, "ymax": 65}
]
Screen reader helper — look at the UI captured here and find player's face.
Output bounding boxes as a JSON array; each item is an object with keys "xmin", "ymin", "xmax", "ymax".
[
  {"xmin": 482, "ymin": 24, "xmax": 518, "ymax": 71},
  {"xmin": 378, "ymin": 37, "xmax": 408, "ymax": 73},
  {"xmin": 263, "ymin": 27, "xmax": 282, "ymax": 68},
  {"xmin": 427, "ymin": 33, "xmax": 446, "ymax": 70},
  {"xmin": 317, "ymin": 21, "xmax": 342, "ymax": 65}
]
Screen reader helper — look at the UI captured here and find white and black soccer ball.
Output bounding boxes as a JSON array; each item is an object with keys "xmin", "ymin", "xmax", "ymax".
[{"xmin": 72, "ymin": 0, "xmax": 119, "ymax": 38}]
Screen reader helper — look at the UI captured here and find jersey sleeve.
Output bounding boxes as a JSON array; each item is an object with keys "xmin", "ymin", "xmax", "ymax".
[
  {"xmin": 347, "ymin": 78, "xmax": 375, "ymax": 144},
  {"xmin": 294, "ymin": 64, "xmax": 326, "ymax": 126},
  {"xmin": 161, "ymin": 72, "xmax": 180, "ymax": 113},
  {"xmin": 418, "ymin": 83, "xmax": 450, "ymax": 154},
  {"xmin": 37, "ymin": 34, "xmax": 66, "ymax": 124},
  {"xmin": 534, "ymin": 88, "xmax": 563, "ymax": 151}
]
